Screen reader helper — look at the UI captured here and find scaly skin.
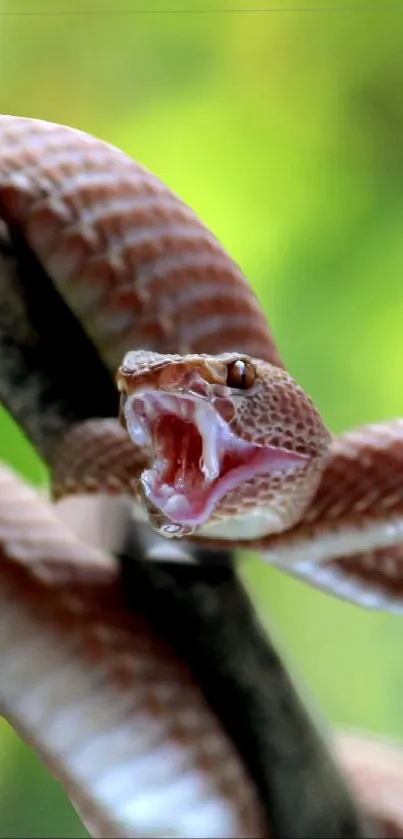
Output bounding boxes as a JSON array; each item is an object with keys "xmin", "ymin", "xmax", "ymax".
[
  {"xmin": 0, "ymin": 463, "xmax": 265, "ymax": 839},
  {"xmin": 0, "ymin": 117, "xmax": 403, "ymax": 608},
  {"xmin": 1, "ymin": 116, "xmax": 402, "ymax": 613}
]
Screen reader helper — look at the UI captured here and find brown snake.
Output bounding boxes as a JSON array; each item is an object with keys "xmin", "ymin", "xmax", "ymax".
[
  {"xmin": 0, "ymin": 114, "xmax": 399, "ymax": 836},
  {"xmin": 0, "ymin": 116, "xmax": 399, "ymax": 609}
]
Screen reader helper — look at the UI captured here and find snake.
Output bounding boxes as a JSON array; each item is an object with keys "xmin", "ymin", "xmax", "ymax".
[
  {"xmin": 0, "ymin": 114, "xmax": 398, "ymax": 837},
  {"xmin": 1, "ymin": 115, "xmax": 402, "ymax": 613}
]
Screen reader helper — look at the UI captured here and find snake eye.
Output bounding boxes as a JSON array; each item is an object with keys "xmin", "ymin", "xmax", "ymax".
[{"xmin": 226, "ymin": 360, "xmax": 255, "ymax": 390}]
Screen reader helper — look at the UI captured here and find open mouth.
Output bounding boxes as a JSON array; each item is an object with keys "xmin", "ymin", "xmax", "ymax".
[{"xmin": 123, "ymin": 390, "xmax": 308, "ymax": 530}]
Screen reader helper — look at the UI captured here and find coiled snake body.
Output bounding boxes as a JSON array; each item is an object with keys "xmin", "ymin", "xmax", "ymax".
[
  {"xmin": 0, "ymin": 116, "xmax": 402, "ymax": 610},
  {"xmin": 0, "ymin": 115, "xmax": 400, "ymax": 837}
]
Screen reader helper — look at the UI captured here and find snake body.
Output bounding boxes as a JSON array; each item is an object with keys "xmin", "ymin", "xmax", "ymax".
[
  {"xmin": 0, "ymin": 115, "xmax": 401, "ymax": 612},
  {"xmin": 0, "ymin": 114, "xmax": 397, "ymax": 837},
  {"xmin": 0, "ymin": 463, "xmax": 271, "ymax": 838}
]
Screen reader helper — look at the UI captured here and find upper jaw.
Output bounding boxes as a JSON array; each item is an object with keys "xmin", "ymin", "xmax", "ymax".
[{"xmin": 117, "ymin": 352, "xmax": 231, "ymax": 396}]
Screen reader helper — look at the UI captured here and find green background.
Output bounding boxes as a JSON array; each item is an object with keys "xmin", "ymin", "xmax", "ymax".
[{"xmin": 1, "ymin": 1, "xmax": 403, "ymax": 835}]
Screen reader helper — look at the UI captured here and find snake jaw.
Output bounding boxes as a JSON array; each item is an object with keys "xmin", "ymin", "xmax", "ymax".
[{"xmin": 123, "ymin": 388, "xmax": 309, "ymax": 536}]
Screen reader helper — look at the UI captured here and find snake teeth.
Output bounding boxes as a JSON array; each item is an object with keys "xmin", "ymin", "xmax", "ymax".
[
  {"xmin": 152, "ymin": 394, "xmax": 222, "ymax": 482},
  {"xmin": 194, "ymin": 404, "xmax": 221, "ymax": 481},
  {"xmin": 126, "ymin": 390, "xmax": 222, "ymax": 485},
  {"xmin": 124, "ymin": 397, "xmax": 150, "ymax": 447}
]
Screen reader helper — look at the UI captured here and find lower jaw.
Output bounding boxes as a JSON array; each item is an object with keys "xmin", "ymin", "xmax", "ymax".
[
  {"xmin": 129, "ymin": 500, "xmax": 200, "ymax": 560},
  {"xmin": 140, "ymin": 449, "xmax": 311, "ymax": 538},
  {"xmin": 139, "ymin": 482, "xmax": 197, "ymax": 538},
  {"xmin": 197, "ymin": 506, "xmax": 287, "ymax": 541}
]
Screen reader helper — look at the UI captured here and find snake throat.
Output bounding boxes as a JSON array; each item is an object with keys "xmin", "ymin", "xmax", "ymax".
[{"xmin": 123, "ymin": 390, "xmax": 309, "ymax": 531}]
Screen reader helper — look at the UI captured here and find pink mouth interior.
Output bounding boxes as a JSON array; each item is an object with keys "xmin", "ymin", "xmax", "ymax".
[{"xmin": 124, "ymin": 391, "xmax": 308, "ymax": 529}]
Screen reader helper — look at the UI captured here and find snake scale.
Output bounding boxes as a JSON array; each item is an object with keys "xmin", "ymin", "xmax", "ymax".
[{"xmin": 0, "ymin": 114, "xmax": 399, "ymax": 837}]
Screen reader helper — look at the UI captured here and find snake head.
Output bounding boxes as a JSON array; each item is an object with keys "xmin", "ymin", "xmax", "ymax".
[{"xmin": 116, "ymin": 350, "xmax": 332, "ymax": 540}]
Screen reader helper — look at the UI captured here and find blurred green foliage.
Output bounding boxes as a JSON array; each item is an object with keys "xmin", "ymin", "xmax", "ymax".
[{"xmin": 2, "ymin": 0, "xmax": 403, "ymax": 835}]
